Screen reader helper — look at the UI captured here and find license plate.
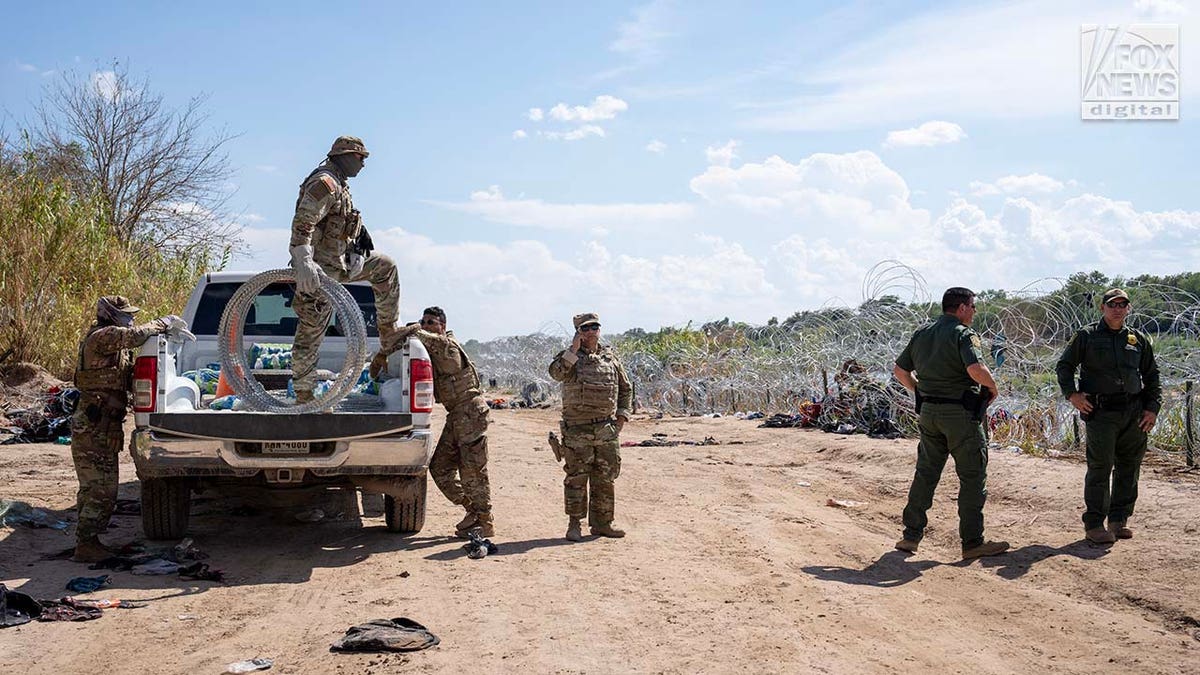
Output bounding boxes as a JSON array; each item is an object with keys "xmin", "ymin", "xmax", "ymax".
[{"xmin": 262, "ymin": 441, "xmax": 310, "ymax": 454}]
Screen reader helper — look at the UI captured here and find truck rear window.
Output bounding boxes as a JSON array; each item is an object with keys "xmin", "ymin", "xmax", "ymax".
[{"xmin": 191, "ymin": 282, "xmax": 380, "ymax": 338}]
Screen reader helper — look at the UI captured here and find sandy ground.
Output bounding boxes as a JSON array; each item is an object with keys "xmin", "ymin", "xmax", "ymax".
[{"xmin": 1, "ymin": 407, "xmax": 1198, "ymax": 674}]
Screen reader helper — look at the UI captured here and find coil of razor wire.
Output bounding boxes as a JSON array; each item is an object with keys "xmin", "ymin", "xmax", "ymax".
[{"xmin": 218, "ymin": 269, "xmax": 367, "ymax": 414}]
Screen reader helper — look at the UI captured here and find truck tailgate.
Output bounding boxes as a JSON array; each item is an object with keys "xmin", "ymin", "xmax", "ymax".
[{"xmin": 148, "ymin": 412, "xmax": 413, "ymax": 442}]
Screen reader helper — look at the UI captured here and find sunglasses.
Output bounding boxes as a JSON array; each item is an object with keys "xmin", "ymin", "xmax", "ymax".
[
  {"xmin": 1105, "ymin": 301, "xmax": 1129, "ymax": 308},
  {"xmin": 420, "ymin": 318, "xmax": 441, "ymax": 326},
  {"xmin": 579, "ymin": 324, "xmax": 601, "ymax": 332}
]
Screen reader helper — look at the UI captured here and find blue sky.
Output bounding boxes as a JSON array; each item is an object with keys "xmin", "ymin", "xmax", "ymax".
[{"xmin": 3, "ymin": 0, "xmax": 1197, "ymax": 339}]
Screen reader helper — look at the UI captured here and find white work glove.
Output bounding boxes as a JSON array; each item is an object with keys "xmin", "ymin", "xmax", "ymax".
[
  {"xmin": 290, "ymin": 244, "xmax": 323, "ymax": 295},
  {"xmin": 160, "ymin": 315, "xmax": 196, "ymax": 342},
  {"xmin": 345, "ymin": 252, "xmax": 365, "ymax": 279}
]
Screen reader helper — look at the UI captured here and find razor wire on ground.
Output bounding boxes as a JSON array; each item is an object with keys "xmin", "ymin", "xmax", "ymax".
[{"xmin": 464, "ymin": 262, "xmax": 1200, "ymax": 464}]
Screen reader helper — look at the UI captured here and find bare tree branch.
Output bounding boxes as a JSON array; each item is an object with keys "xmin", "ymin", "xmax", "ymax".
[{"xmin": 33, "ymin": 62, "xmax": 242, "ymax": 256}]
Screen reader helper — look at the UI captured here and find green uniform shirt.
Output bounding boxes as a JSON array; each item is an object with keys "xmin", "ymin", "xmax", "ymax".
[
  {"xmin": 895, "ymin": 314, "xmax": 984, "ymax": 399},
  {"xmin": 1055, "ymin": 321, "xmax": 1162, "ymax": 414}
]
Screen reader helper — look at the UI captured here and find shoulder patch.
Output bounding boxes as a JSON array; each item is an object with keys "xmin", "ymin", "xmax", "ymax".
[
  {"xmin": 305, "ymin": 174, "xmax": 338, "ymax": 200},
  {"xmin": 970, "ymin": 334, "xmax": 982, "ymax": 350}
]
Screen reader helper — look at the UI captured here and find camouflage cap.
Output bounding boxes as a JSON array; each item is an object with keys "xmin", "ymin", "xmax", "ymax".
[
  {"xmin": 98, "ymin": 295, "xmax": 140, "ymax": 314},
  {"xmin": 328, "ymin": 135, "xmax": 369, "ymax": 157},
  {"xmin": 573, "ymin": 312, "xmax": 600, "ymax": 329},
  {"xmin": 1101, "ymin": 288, "xmax": 1130, "ymax": 306}
]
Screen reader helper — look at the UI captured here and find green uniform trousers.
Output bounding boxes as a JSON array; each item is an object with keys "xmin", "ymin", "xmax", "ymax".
[
  {"xmin": 1082, "ymin": 403, "xmax": 1147, "ymax": 529},
  {"xmin": 561, "ymin": 419, "xmax": 621, "ymax": 526},
  {"xmin": 429, "ymin": 396, "xmax": 491, "ymax": 516},
  {"xmin": 70, "ymin": 405, "xmax": 125, "ymax": 543},
  {"xmin": 902, "ymin": 403, "xmax": 988, "ymax": 548}
]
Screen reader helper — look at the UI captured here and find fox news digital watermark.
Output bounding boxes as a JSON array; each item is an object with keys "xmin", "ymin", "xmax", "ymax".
[{"xmin": 1081, "ymin": 24, "xmax": 1179, "ymax": 120}]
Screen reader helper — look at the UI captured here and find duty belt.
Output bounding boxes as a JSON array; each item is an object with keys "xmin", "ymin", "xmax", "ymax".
[
  {"xmin": 564, "ymin": 416, "xmax": 614, "ymax": 428},
  {"xmin": 1087, "ymin": 392, "xmax": 1140, "ymax": 409}
]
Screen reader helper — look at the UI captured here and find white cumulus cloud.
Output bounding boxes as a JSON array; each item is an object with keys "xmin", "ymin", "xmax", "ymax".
[
  {"xmin": 646, "ymin": 139, "xmax": 667, "ymax": 154},
  {"xmin": 883, "ymin": 120, "xmax": 967, "ymax": 148},
  {"xmin": 704, "ymin": 140, "xmax": 739, "ymax": 167},
  {"xmin": 548, "ymin": 95, "xmax": 629, "ymax": 122},
  {"xmin": 969, "ymin": 173, "xmax": 1066, "ymax": 197},
  {"xmin": 512, "ymin": 129, "xmax": 528, "ymax": 140},
  {"xmin": 540, "ymin": 125, "xmax": 606, "ymax": 141}
]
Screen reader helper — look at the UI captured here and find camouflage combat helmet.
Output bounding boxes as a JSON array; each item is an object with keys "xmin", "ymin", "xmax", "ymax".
[{"xmin": 328, "ymin": 135, "xmax": 369, "ymax": 158}]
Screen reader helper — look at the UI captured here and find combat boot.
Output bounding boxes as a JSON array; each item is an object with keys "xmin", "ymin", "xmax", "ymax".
[
  {"xmin": 72, "ymin": 537, "xmax": 113, "ymax": 563},
  {"xmin": 1107, "ymin": 521, "xmax": 1133, "ymax": 539},
  {"xmin": 373, "ymin": 323, "xmax": 398, "ymax": 374},
  {"xmin": 894, "ymin": 538, "xmax": 919, "ymax": 553},
  {"xmin": 454, "ymin": 511, "xmax": 478, "ymax": 538},
  {"xmin": 590, "ymin": 523, "xmax": 626, "ymax": 538},
  {"xmin": 474, "ymin": 512, "xmax": 495, "ymax": 538},
  {"xmin": 295, "ymin": 390, "xmax": 315, "ymax": 404},
  {"xmin": 1086, "ymin": 527, "xmax": 1117, "ymax": 544},
  {"xmin": 565, "ymin": 517, "xmax": 583, "ymax": 542},
  {"xmin": 961, "ymin": 540, "xmax": 1009, "ymax": 560}
]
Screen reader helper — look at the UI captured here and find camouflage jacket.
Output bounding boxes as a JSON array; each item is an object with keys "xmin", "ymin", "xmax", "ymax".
[
  {"xmin": 549, "ymin": 345, "xmax": 632, "ymax": 424},
  {"xmin": 290, "ymin": 161, "xmax": 361, "ymax": 277},
  {"xmin": 413, "ymin": 329, "xmax": 481, "ymax": 409},
  {"xmin": 74, "ymin": 319, "xmax": 168, "ymax": 407}
]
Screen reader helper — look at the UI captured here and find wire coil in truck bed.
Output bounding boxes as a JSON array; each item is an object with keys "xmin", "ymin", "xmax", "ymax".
[{"xmin": 217, "ymin": 269, "xmax": 367, "ymax": 413}]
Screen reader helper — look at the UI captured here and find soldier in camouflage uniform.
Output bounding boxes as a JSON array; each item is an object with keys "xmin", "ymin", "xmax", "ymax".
[
  {"xmin": 290, "ymin": 135, "xmax": 400, "ymax": 403},
  {"xmin": 548, "ymin": 313, "xmax": 632, "ymax": 542},
  {"xmin": 1055, "ymin": 288, "xmax": 1161, "ymax": 544},
  {"xmin": 71, "ymin": 296, "xmax": 177, "ymax": 562},
  {"xmin": 373, "ymin": 307, "xmax": 493, "ymax": 537},
  {"xmin": 892, "ymin": 287, "xmax": 1009, "ymax": 560}
]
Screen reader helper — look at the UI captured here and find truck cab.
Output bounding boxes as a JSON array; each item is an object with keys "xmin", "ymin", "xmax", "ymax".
[{"xmin": 130, "ymin": 271, "xmax": 433, "ymax": 539}]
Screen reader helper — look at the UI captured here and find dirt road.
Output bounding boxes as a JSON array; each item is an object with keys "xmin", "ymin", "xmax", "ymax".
[{"xmin": 1, "ymin": 408, "xmax": 1198, "ymax": 673}]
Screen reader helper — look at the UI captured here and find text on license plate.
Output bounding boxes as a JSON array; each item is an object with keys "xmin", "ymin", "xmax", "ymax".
[{"xmin": 262, "ymin": 441, "xmax": 310, "ymax": 454}]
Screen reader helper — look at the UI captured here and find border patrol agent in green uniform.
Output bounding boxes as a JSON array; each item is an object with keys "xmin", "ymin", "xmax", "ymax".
[
  {"xmin": 1055, "ymin": 288, "xmax": 1161, "ymax": 544},
  {"xmin": 892, "ymin": 287, "xmax": 1010, "ymax": 560}
]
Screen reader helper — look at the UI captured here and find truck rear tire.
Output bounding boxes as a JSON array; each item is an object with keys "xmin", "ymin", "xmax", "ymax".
[
  {"xmin": 141, "ymin": 478, "xmax": 191, "ymax": 540},
  {"xmin": 384, "ymin": 474, "xmax": 427, "ymax": 533}
]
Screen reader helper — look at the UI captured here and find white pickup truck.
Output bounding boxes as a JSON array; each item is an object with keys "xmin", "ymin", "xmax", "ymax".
[{"xmin": 130, "ymin": 271, "xmax": 433, "ymax": 539}]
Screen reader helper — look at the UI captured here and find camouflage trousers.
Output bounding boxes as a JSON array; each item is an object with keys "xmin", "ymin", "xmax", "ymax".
[
  {"xmin": 292, "ymin": 253, "xmax": 400, "ymax": 391},
  {"xmin": 430, "ymin": 396, "xmax": 491, "ymax": 515},
  {"xmin": 561, "ymin": 419, "xmax": 622, "ymax": 525},
  {"xmin": 70, "ymin": 403, "xmax": 126, "ymax": 543}
]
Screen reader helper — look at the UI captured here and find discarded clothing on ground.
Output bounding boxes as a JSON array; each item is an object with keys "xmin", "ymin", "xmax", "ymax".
[
  {"xmin": 867, "ymin": 418, "xmax": 903, "ymax": 439},
  {"xmin": 36, "ymin": 598, "xmax": 102, "ymax": 622},
  {"xmin": 330, "ymin": 617, "xmax": 440, "ymax": 653},
  {"xmin": 132, "ymin": 559, "xmax": 182, "ymax": 575},
  {"xmin": 1, "ymin": 584, "xmax": 41, "ymax": 627},
  {"xmin": 178, "ymin": 561, "xmax": 224, "ymax": 582},
  {"xmin": 463, "ymin": 531, "xmax": 498, "ymax": 560},
  {"xmin": 113, "ymin": 499, "xmax": 141, "ymax": 515},
  {"xmin": 66, "ymin": 575, "xmax": 111, "ymax": 593},
  {"xmin": 622, "ymin": 433, "xmax": 720, "ymax": 448},
  {"xmin": 1, "ymin": 387, "xmax": 77, "ymax": 444},
  {"xmin": 759, "ymin": 413, "xmax": 807, "ymax": 428},
  {"xmin": 0, "ymin": 499, "xmax": 69, "ymax": 530}
]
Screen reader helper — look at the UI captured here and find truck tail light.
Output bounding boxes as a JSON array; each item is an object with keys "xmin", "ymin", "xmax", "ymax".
[
  {"xmin": 410, "ymin": 357, "xmax": 433, "ymax": 413},
  {"xmin": 133, "ymin": 356, "xmax": 158, "ymax": 412}
]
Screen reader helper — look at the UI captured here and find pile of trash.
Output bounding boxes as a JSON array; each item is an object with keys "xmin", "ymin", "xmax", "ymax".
[
  {"xmin": 1, "ymin": 386, "xmax": 78, "ymax": 444},
  {"xmin": 1, "ymin": 583, "xmax": 145, "ymax": 627},
  {"xmin": 0, "ymin": 499, "xmax": 69, "ymax": 530},
  {"xmin": 82, "ymin": 538, "xmax": 224, "ymax": 582}
]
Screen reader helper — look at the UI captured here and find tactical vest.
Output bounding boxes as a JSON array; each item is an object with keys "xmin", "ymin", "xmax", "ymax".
[
  {"xmin": 73, "ymin": 327, "xmax": 133, "ymax": 395},
  {"xmin": 562, "ymin": 348, "xmax": 620, "ymax": 421},
  {"xmin": 429, "ymin": 335, "xmax": 481, "ymax": 409},
  {"xmin": 297, "ymin": 166, "xmax": 360, "ymax": 272}
]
